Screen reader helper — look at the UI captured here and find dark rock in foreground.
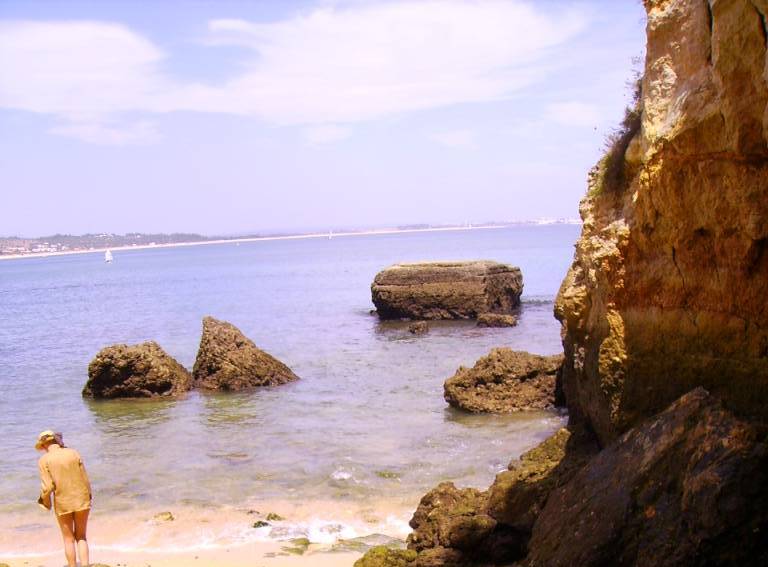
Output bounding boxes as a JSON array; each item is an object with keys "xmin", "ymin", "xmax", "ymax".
[
  {"xmin": 192, "ymin": 316, "xmax": 299, "ymax": 391},
  {"xmin": 444, "ymin": 349, "xmax": 563, "ymax": 413},
  {"xmin": 476, "ymin": 313, "xmax": 517, "ymax": 327},
  {"xmin": 400, "ymin": 428, "xmax": 595, "ymax": 566},
  {"xmin": 371, "ymin": 261, "xmax": 522, "ymax": 320},
  {"xmin": 83, "ymin": 341, "xmax": 192, "ymax": 399},
  {"xmin": 487, "ymin": 427, "xmax": 597, "ymax": 533},
  {"xmin": 526, "ymin": 388, "xmax": 768, "ymax": 566}
]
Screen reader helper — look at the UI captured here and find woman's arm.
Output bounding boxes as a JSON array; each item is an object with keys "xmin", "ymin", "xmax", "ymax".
[
  {"xmin": 37, "ymin": 458, "xmax": 54, "ymax": 510},
  {"xmin": 79, "ymin": 456, "xmax": 92, "ymax": 502}
]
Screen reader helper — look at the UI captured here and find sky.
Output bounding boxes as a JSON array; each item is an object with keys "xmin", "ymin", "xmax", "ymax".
[{"xmin": 0, "ymin": 0, "xmax": 646, "ymax": 237}]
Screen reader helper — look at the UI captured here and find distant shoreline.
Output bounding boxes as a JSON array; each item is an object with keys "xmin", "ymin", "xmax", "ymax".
[{"xmin": 0, "ymin": 223, "xmax": 580, "ymax": 262}]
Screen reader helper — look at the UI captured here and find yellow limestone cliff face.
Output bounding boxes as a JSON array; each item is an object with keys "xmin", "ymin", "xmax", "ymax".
[{"xmin": 555, "ymin": 0, "xmax": 768, "ymax": 445}]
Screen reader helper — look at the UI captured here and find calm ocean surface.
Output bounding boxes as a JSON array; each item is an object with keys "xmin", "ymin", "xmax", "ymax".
[{"xmin": 0, "ymin": 225, "xmax": 578, "ymax": 555}]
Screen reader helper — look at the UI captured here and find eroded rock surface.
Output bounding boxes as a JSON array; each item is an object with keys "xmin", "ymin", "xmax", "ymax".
[
  {"xmin": 525, "ymin": 389, "xmax": 768, "ymax": 567},
  {"xmin": 555, "ymin": 0, "xmax": 768, "ymax": 445},
  {"xmin": 444, "ymin": 349, "xmax": 563, "ymax": 413},
  {"xmin": 371, "ymin": 261, "xmax": 522, "ymax": 320},
  {"xmin": 192, "ymin": 316, "xmax": 299, "ymax": 391},
  {"xmin": 83, "ymin": 341, "xmax": 191, "ymax": 399}
]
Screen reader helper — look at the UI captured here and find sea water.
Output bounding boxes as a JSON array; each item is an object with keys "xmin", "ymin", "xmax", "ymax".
[{"xmin": 0, "ymin": 225, "xmax": 578, "ymax": 556}]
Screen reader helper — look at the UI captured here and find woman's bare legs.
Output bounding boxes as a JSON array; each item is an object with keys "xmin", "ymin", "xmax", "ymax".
[
  {"xmin": 55, "ymin": 512, "xmax": 77, "ymax": 567},
  {"xmin": 56, "ymin": 510, "xmax": 89, "ymax": 567},
  {"xmin": 74, "ymin": 509, "xmax": 90, "ymax": 566}
]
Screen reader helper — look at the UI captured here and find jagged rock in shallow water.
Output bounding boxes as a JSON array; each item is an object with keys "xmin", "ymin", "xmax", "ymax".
[
  {"xmin": 525, "ymin": 388, "xmax": 768, "ymax": 566},
  {"xmin": 444, "ymin": 349, "xmax": 563, "ymax": 413},
  {"xmin": 555, "ymin": 0, "xmax": 768, "ymax": 445},
  {"xmin": 192, "ymin": 317, "xmax": 299, "ymax": 391},
  {"xmin": 371, "ymin": 261, "xmax": 522, "ymax": 320},
  {"xmin": 476, "ymin": 313, "xmax": 517, "ymax": 327},
  {"xmin": 83, "ymin": 341, "xmax": 191, "ymax": 399}
]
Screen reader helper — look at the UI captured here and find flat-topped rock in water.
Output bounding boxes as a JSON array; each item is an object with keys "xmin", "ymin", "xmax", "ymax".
[
  {"xmin": 371, "ymin": 261, "xmax": 523, "ymax": 320},
  {"xmin": 83, "ymin": 341, "xmax": 192, "ymax": 399},
  {"xmin": 444, "ymin": 349, "xmax": 563, "ymax": 413},
  {"xmin": 192, "ymin": 316, "xmax": 299, "ymax": 391}
]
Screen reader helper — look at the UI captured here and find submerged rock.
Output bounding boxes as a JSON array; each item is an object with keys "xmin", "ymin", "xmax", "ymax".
[
  {"xmin": 371, "ymin": 261, "xmax": 522, "ymax": 320},
  {"xmin": 476, "ymin": 313, "xmax": 517, "ymax": 327},
  {"xmin": 525, "ymin": 389, "xmax": 768, "ymax": 566},
  {"xmin": 192, "ymin": 317, "xmax": 299, "ymax": 391},
  {"xmin": 444, "ymin": 349, "xmax": 563, "ymax": 413},
  {"xmin": 83, "ymin": 341, "xmax": 191, "ymax": 399},
  {"xmin": 408, "ymin": 321, "xmax": 429, "ymax": 334}
]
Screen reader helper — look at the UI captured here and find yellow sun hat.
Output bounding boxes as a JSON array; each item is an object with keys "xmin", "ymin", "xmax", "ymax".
[{"xmin": 35, "ymin": 430, "xmax": 56, "ymax": 450}]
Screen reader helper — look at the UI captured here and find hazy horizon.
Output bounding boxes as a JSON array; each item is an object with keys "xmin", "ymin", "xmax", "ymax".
[{"xmin": 0, "ymin": 0, "xmax": 646, "ymax": 236}]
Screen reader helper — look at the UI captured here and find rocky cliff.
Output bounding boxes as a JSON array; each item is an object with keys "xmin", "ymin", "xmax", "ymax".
[
  {"xmin": 555, "ymin": 0, "xmax": 768, "ymax": 445},
  {"xmin": 358, "ymin": 1, "xmax": 768, "ymax": 565}
]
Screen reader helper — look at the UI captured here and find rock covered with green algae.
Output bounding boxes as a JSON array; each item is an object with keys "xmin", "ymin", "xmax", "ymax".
[
  {"xmin": 354, "ymin": 546, "xmax": 417, "ymax": 567},
  {"xmin": 407, "ymin": 482, "xmax": 497, "ymax": 553},
  {"xmin": 192, "ymin": 316, "xmax": 299, "ymax": 391},
  {"xmin": 83, "ymin": 341, "xmax": 192, "ymax": 399},
  {"xmin": 444, "ymin": 349, "xmax": 564, "ymax": 413}
]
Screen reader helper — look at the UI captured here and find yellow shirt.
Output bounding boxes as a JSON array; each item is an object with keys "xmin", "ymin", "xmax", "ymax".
[{"xmin": 38, "ymin": 445, "xmax": 92, "ymax": 516}]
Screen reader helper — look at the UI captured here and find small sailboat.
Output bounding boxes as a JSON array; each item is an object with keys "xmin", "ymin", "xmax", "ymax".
[
  {"xmin": 104, "ymin": 250, "xmax": 113, "ymax": 263},
  {"xmin": 328, "ymin": 230, "xmax": 333, "ymax": 240}
]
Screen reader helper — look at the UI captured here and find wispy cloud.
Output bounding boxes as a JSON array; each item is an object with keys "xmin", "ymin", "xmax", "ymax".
[
  {"xmin": 49, "ymin": 120, "xmax": 161, "ymax": 145},
  {"xmin": 302, "ymin": 124, "xmax": 352, "ymax": 145},
  {"xmin": 545, "ymin": 102, "xmax": 601, "ymax": 128},
  {"xmin": 429, "ymin": 129, "xmax": 475, "ymax": 148},
  {"xmin": 0, "ymin": 2, "xmax": 590, "ymax": 143}
]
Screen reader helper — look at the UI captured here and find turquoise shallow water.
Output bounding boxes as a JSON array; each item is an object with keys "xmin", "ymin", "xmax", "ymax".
[{"xmin": 0, "ymin": 225, "xmax": 578, "ymax": 553}]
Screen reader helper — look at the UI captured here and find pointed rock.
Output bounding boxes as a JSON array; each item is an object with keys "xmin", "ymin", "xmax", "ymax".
[{"xmin": 192, "ymin": 317, "xmax": 299, "ymax": 391}]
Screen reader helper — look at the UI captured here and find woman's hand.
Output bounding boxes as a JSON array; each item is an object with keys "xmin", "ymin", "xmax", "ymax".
[{"xmin": 37, "ymin": 495, "xmax": 51, "ymax": 511}]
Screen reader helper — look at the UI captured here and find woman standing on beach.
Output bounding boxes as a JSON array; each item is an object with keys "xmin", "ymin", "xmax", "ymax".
[{"xmin": 36, "ymin": 430, "xmax": 92, "ymax": 567}]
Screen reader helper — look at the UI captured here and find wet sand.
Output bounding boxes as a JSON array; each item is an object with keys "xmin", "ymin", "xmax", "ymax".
[
  {"xmin": 4, "ymin": 543, "xmax": 362, "ymax": 567},
  {"xmin": 0, "ymin": 499, "xmax": 411, "ymax": 567}
]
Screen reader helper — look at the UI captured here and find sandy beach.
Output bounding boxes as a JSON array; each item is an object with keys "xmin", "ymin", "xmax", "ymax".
[
  {"xmin": 4, "ymin": 544, "xmax": 362, "ymax": 567},
  {"xmin": 0, "ymin": 224, "xmax": 526, "ymax": 262},
  {"xmin": 0, "ymin": 499, "xmax": 412, "ymax": 567}
]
